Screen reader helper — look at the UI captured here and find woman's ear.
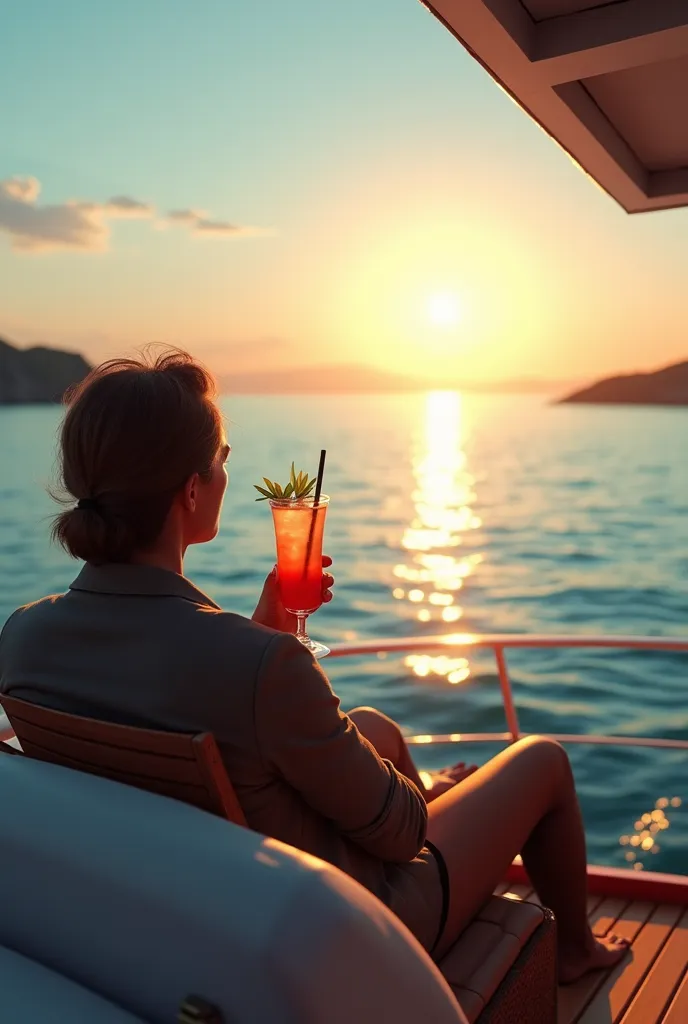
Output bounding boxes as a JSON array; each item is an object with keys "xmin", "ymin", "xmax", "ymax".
[{"xmin": 182, "ymin": 473, "xmax": 199, "ymax": 512}]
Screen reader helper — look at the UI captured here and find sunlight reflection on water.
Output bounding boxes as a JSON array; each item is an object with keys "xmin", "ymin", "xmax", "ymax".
[
  {"xmin": 619, "ymin": 795, "xmax": 683, "ymax": 870},
  {"xmin": 393, "ymin": 392, "xmax": 482, "ymax": 684}
]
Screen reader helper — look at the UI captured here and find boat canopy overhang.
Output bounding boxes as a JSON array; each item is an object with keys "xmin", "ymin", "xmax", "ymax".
[{"xmin": 424, "ymin": 0, "xmax": 688, "ymax": 213}]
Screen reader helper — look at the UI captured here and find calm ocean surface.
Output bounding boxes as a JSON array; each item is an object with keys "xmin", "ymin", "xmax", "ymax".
[{"xmin": 1, "ymin": 393, "xmax": 686, "ymax": 873}]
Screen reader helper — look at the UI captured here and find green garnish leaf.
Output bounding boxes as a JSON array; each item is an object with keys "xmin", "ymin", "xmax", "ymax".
[{"xmin": 253, "ymin": 463, "xmax": 319, "ymax": 502}]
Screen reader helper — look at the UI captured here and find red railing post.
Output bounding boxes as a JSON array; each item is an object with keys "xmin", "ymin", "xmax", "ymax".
[{"xmin": 494, "ymin": 645, "xmax": 521, "ymax": 742}]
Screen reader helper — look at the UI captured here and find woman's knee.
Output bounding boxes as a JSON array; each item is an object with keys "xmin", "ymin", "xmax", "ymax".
[
  {"xmin": 348, "ymin": 706, "xmax": 402, "ymax": 753},
  {"xmin": 349, "ymin": 706, "xmax": 395, "ymax": 728},
  {"xmin": 511, "ymin": 735, "xmax": 572, "ymax": 783}
]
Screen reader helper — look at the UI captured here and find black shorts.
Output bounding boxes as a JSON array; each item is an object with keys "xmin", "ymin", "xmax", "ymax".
[{"xmin": 425, "ymin": 840, "xmax": 450, "ymax": 955}]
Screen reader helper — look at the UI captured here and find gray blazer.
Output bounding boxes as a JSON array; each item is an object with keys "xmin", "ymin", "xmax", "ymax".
[{"xmin": 0, "ymin": 563, "xmax": 442, "ymax": 950}]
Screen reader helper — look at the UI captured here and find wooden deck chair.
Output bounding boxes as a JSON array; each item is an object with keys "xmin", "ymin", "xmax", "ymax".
[{"xmin": 0, "ymin": 695, "xmax": 246, "ymax": 827}]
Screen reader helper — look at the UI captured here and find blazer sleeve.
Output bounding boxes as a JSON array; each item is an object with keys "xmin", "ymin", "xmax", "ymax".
[
  {"xmin": 253, "ymin": 631, "xmax": 427, "ymax": 863},
  {"xmin": 0, "ymin": 609, "xmax": 20, "ymax": 693}
]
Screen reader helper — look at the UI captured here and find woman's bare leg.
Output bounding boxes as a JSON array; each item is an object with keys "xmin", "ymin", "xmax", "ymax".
[
  {"xmin": 427, "ymin": 735, "xmax": 628, "ymax": 981},
  {"xmin": 348, "ymin": 706, "xmax": 477, "ymax": 803}
]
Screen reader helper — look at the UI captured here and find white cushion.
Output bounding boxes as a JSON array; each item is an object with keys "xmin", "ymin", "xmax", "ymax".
[
  {"xmin": 0, "ymin": 755, "xmax": 467, "ymax": 1024},
  {"xmin": 0, "ymin": 945, "xmax": 145, "ymax": 1023}
]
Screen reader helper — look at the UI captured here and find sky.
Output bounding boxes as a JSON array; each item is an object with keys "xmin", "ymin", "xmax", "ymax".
[{"xmin": 2, "ymin": 0, "xmax": 688, "ymax": 386}]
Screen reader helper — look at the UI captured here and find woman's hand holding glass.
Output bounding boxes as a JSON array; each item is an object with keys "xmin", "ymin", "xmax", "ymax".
[{"xmin": 252, "ymin": 555, "xmax": 334, "ymax": 634}]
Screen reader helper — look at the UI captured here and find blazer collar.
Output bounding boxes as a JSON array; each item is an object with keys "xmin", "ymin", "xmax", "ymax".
[{"xmin": 69, "ymin": 563, "xmax": 221, "ymax": 609}]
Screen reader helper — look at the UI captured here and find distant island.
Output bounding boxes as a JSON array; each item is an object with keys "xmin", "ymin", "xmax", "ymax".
[
  {"xmin": 0, "ymin": 338, "xmax": 91, "ymax": 404},
  {"xmin": 0, "ymin": 343, "xmax": 566, "ymax": 402},
  {"xmin": 219, "ymin": 364, "xmax": 565, "ymax": 395},
  {"xmin": 559, "ymin": 359, "xmax": 688, "ymax": 406}
]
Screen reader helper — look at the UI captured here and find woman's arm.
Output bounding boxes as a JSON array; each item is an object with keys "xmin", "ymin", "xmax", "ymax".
[{"xmin": 253, "ymin": 632, "xmax": 427, "ymax": 863}]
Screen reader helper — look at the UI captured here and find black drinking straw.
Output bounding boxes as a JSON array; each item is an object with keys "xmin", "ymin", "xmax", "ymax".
[{"xmin": 303, "ymin": 449, "xmax": 326, "ymax": 578}]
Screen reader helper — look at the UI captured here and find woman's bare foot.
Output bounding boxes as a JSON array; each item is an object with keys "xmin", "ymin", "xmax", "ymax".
[
  {"xmin": 424, "ymin": 762, "xmax": 478, "ymax": 802},
  {"xmin": 558, "ymin": 932, "xmax": 630, "ymax": 985}
]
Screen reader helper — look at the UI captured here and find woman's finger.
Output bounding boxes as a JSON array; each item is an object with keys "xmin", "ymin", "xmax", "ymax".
[
  {"xmin": 322, "ymin": 572, "xmax": 334, "ymax": 588},
  {"xmin": 322, "ymin": 591, "xmax": 333, "ymax": 603},
  {"xmin": 322, "ymin": 554, "xmax": 333, "ymax": 568}
]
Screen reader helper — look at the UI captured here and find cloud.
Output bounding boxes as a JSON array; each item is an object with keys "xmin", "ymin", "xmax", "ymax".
[
  {"xmin": 0, "ymin": 176, "xmax": 268, "ymax": 253},
  {"xmin": 106, "ymin": 195, "xmax": 154, "ymax": 217},
  {"xmin": 167, "ymin": 207, "xmax": 267, "ymax": 238},
  {"xmin": 3, "ymin": 177, "xmax": 40, "ymax": 202},
  {"xmin": 0, "ymin": 177, "xmax": 154, "ymax": 252},
  {"xmin": 168, "ymin": 208, "xmax": 206, "ymax": 224},
  {"xmin": 196, "ymin": 218, "xmax": 242, "ymax": 236}
]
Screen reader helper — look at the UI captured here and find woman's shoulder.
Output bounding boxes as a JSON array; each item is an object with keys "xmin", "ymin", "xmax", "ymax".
[
  {"xmin": 1, "ymin": 594, "xmax": 65, "ymax": 634},
  {"xmin": 0, "ymin": 595, "xmax": 66, "ymax": 665},
  {"xmin": 187, "ymin": 604, "xmax": 292, "ymax": 662},
  {"xmin": 191, "ymin": 608, "xmax": 316, "ymax": 682},
  {"xmin": 195, "ymin": 605, "xmax": 277, "ymax": 641}
]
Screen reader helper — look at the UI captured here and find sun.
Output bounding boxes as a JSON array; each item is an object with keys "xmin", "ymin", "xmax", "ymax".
[{"xmin": 427, "ymin": 292, "xmax": 462, "ymax": 328}]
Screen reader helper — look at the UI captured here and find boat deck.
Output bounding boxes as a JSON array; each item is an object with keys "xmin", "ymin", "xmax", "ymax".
[{"xmin": 494, "ymin": 882, "xmax": 688, "ymax": 1024}]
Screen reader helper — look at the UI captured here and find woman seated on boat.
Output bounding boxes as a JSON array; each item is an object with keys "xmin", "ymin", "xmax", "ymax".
[{"xmin": 0, "ymin": 349, "xmax": 627, "ymax": 981}]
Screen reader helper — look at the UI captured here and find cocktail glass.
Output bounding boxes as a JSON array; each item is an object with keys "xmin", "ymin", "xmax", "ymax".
[{"xmin": 270, "ymin": 495, "xmax": 330, "ymax": 659}]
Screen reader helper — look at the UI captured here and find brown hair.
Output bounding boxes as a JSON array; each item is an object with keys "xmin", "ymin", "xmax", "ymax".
[{"xmin": 51, "ymin": 348, "xmax": 223, "ymax": 564}]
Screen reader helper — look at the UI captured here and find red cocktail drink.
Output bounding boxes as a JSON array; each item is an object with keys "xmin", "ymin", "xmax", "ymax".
[{"xmin": 270, "ymin": 495, "xmax": 330, "ymax": 657}]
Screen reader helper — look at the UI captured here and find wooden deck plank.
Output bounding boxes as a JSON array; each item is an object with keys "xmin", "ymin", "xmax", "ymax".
[
  {"xmin": 621, "ymin": 909, "xmax": 688, "ymax": 1024},
  {"xmin": 579, "ymin": 904, "xmax": 684, "ymax": 1024},
  {"xmin": 558, "ymin": 901, "xmax": 655, "ymax": 1024},
  {"xmin": 662, "ymin": 967, "xmax": 688, "ymax": 1024},
  {"xmin": 591, "ymin": 898, "xmax": 629, "ymax": 938},
  {"xmin": 500, "ymin": 879, "xmax": 687, "ymax": 1024},
  {"xmin": 587, "ymin": 894, "xmax": 604, "ymax": 916}
]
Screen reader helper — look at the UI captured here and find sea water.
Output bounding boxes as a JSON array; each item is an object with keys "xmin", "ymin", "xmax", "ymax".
[{"xmin": 1, "ymin": 392, "xmax": 686, "ymax": 872}]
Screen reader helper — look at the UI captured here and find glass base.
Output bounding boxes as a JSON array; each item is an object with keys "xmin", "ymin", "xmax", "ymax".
[
  {"xmin": 286, "ymin": 608, "xmax": 329, "ymax": 659},
  {"xmin": 298, "ymin": 636, "xmax": 330, "ymax": 660}
]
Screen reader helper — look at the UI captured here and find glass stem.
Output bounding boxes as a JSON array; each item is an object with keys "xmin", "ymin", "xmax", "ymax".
[{"xmin": 295, "ymin": 612, "xmax": 310, "ymax": 645}]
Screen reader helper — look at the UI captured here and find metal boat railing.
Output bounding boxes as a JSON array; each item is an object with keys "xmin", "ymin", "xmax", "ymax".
[
  {"xmin": 326, "ymin": 633, "xmax": 688, "ymax": 751},
  {"xmin": 2, "ymin": 633, "xmax": 688, "ymax": 750}
]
